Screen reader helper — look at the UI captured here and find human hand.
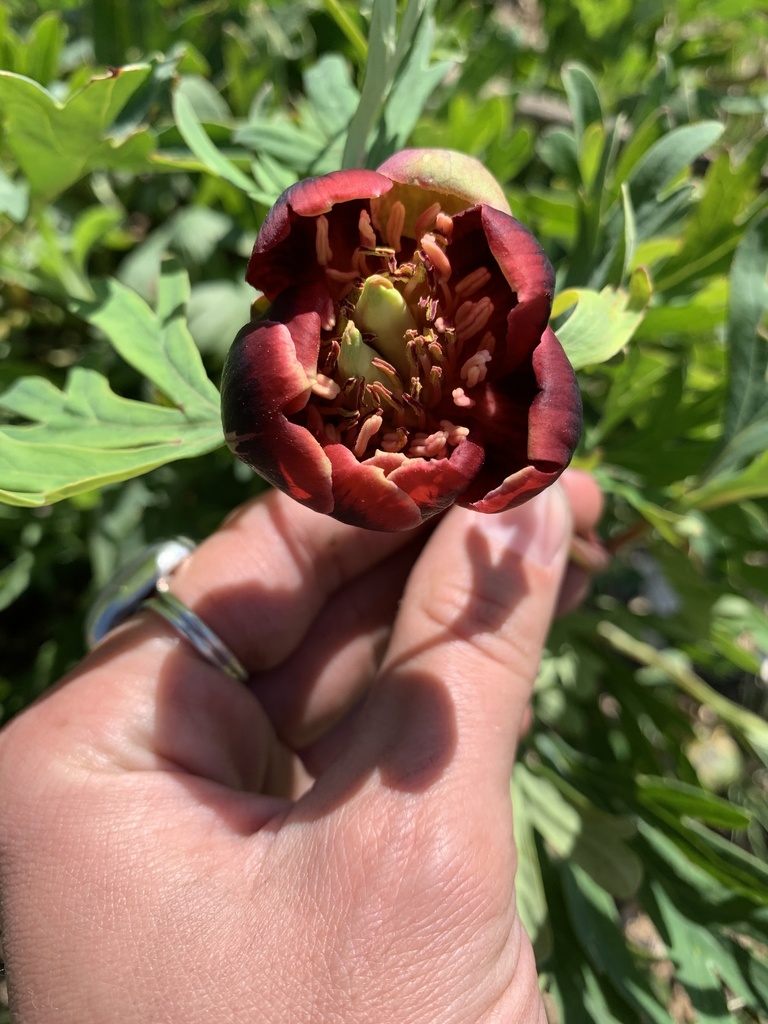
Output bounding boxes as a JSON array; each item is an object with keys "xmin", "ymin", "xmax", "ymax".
[{"xmin": 0, "ymin": 470, "xmax": 603, "ymax": 1023}]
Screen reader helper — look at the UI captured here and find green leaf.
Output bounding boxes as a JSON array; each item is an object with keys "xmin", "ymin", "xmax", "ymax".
[
  {"xmin": 520, "ymin": 764, "xmax": 643, "ymax": 898},
  {"xmin": 0, "ymin": 550, "xmax": 34, "ymax": 612},
  {"xmin": 560, "ymin": 864, "xmax": 670, "ymax": 1024},
  {"xmin": 303, "ymin": 54, "xmax": 360, "ymax": 139},
  {"xmin": 647, "ymin": 882, "xmax": 734, "ymax": 1023},
  {"xmin": 722, "ymin": 213, "xmax": 768, "ymax": 444},
  {"xmin": 552, "ymin": 269, "xmax": 651, "ymax": 369},
  {"xmin": 377, "ymin": 13, "xmax": 452, "ymax": 160},
  {"xmin": 69, "ymin": 261, "xmax": 220, "ymax": 421},
  {"xmin": 684, "ymin": 449, "xmax": 768, "ymax": 511},
  {"xmin": 636, "ymin": 776, "xmax": 751, "ymax": 829},
  {"xmin": 171, "ymin": 87, "xmax": 273, "ymax": 205},
  {"xmin": 562, "ymin": 62, "xmax": 603, "ymax": 143},
  {"xmin": 342, "ymin": 0, "xmax": 398, "ymax": 168},
  {"xmin": 629, "ymin": 121, "xmax": 724, "ymax": 214},
  {"xmin": 20, "ymin": 11, "xmax": 65, "ymax": 86},
  {"xmin": 323, "ymin": 0, "xmax": 368, "ymax": 63},
  {"xmin": 596, "ymin": 621, "xmax": 768, "ymax": 766},
  {"xmin": 341, "ymin": 0, "xmax": 447, "ymax": 169},
  {"xmin": 537, "ymin": 128, "xmax": 580, "ymax": 181},
  {"xmin": 512, "ymin": 769, "xmax": 552, "ymax": 956},
  {"xmin": 0, "ymin": 167, "xmax": 30, "ymax": 223},
  {"xmin": 0, "ymin": 369, "xmax": 222, "ymax": 508},
  {"xmin": 0, "ymin": 66, "xmax": 154, "ymax": 201}
]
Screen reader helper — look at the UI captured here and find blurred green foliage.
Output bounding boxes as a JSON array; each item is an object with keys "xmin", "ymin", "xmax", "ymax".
[{"xmin": 1, "ymin": 1, "xmax": 767, "ymax": 1021}]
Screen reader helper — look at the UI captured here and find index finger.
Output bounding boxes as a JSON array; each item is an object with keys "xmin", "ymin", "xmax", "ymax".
[{"xmin": 146, "ymin": 488, "xmax": 424, "ymax": 674}]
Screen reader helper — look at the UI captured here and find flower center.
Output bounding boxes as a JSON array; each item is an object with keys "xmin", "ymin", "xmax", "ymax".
[{"xmin": 307, "ymin": 200, "xmax": 496, "ymax": 461}]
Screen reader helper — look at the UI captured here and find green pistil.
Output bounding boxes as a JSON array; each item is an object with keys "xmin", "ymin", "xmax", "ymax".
[
  {"xmin": 336, "ymin": 321, "xmax": 392, "ymax": 388},
  {"xmin": 353, "ymin": 274, "xmax": 415, "ymax": 377}
]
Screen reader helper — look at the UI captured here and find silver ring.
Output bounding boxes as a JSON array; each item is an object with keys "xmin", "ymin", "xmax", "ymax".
[{"xmin": 86, "ymin": 537, "xmax": 248, "ymax": 683}]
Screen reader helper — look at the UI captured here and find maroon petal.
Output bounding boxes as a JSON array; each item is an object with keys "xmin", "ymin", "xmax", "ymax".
[
  {"xmin": 463, "ymin": 327, "xmax": 581, "ymax": 513},
  {"xmin": 323, "ymin": 444, "xmax": 423, "ymax": 530},
  {"xmin": 480, "ymin": 206, "xmax": 555, "ymax": 374},
  {"xmin": 465, "ymin": 465, "xmax": 562, "ymax": 514},
  {"xmin": 387, "ymin": 439, "xmax": 484, "ymax": 518},
  {"xmin": 221, "ymin": 313, "xmax": 334, "ymax": 514},
  {"xmin": 526, "ymin": 326, "xmax": 582, "ymax": 466},
  {"xmin": 247, "ymin": 170, "xmax": 392, "ymax": 301}
]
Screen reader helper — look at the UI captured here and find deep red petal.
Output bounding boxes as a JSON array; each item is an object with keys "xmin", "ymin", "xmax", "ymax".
[
  {"xmin": 461, "ymin": 327, "xmax": 581, "ymax": 512},
  {"xmin": 480, "ymin": 206, "xmax": 555, "ymax": 374},
  {"xmin": 387, "ymin": 439, "xmax": 484, "ymax": 518},
  {"xmin": 247, "ymin": 170, "xmax": 392, "ymax": 301},
  {"xmin": 221, "ymin": 317, "xmax": 334, "ymax": 514},
  {"xmin": 526, "ymin": 326, "xmax": 582, "ymax": 466},
  {"xmin": 464, "ymin": 465, "xmax": 561, "ymax": 514},
  {"xmin": 324, "ymin": 444, "xmax": 423, "ymax": 531}
]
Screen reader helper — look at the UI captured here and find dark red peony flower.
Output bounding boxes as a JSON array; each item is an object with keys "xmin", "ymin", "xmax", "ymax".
[{"xmin": 221, "ymin": 149, "xmax": 582, "ymax": 531}]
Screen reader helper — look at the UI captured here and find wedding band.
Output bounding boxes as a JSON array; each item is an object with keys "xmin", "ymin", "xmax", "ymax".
[{"xmin": 86, "ymin": 537, "xmax": 248, "ymax": 682}]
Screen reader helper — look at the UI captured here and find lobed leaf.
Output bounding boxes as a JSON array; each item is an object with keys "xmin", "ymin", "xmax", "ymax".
[
  {"xmin": 69, "ymin": 261, "xmax": 221, "ymax": 421},
  {"xmin": 0, "ymin": 369, "xmax": 222, "ymax": 508},
  {"xmin": 0, "ymin": 66, "xmax": 154, "ymax": 201},
  {"xmin": 552, "ymin": 269, "xmax": 651, "ymax": 369}
]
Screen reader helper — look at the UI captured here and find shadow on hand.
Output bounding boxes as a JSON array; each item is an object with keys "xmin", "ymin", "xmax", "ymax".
[{"xmin": 149, "ymin": 516, "xmax": 530, "ymax": 826}]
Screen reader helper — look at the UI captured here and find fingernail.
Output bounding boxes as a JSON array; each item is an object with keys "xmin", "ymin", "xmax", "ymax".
[{"xmin": 476, "ymin": 484, "xmax": 571, "ymax": 568}]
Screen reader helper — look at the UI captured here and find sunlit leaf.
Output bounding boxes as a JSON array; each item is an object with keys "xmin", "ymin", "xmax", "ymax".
[
  {"xmin": 0, "ymin": 66, "xmax": 154, "ymax": 200},
  {"xmin": 553, "ymin": 269, "xmax": 651, "ymax": 369},
  {"xmin": 0, "ymin": 370, "xmax": 222, "ymax": 508}
]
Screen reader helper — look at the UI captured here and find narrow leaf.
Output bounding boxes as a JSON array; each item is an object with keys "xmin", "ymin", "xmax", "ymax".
[
  {"xmin": 171, "ymin": 87, "xmax": 273, "ymax": 205},
  {"xmin": 722, "ymin": 212, "xmax": 768, "ymax": 443},
  {"xmin": 562, "ymin": 62, "xmax": 603, "ymax": 143}
]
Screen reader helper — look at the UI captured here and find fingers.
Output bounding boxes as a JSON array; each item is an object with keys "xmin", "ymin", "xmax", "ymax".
[
  {"xmin": 252, "ymin": 542, "xmax": 419, "ymax": 750},
  {"xmin": 166, "ymin": 489, "xmax": 421, "ymax": 673},
  {"xmin": 333, "ymin": 484, "xmax": 574, "ymax": 804}
]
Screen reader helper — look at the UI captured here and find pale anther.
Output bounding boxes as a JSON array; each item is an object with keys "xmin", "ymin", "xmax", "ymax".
[
  {"xmin": 386, "ymin": 201, "xmax": 406, "ymax": 252},
  {"xmin": 435, "ymin": 212, "xmax": 454, "ymax": 237},
  {"xmin": 455, "ymin": 296, "xmax": 494, "ymax": 343},
  {"xmin": 420, "ymin": 233, "xmax": 452, "ymax": 282},
  {"xmin": 452, "ymin": 387, "xmax": 476, "ymax": 409},
  {"xmin": 414, "ymin": 201, "xmax": 441, "ymax": 240},
  {"xmin": 381, "ymin": 428, "xmax": 409, "ymax": 453},
  {"xmin": 440, "ymin": 420, "xmax": 470, "ymax": 445},
  {"xmin": 455, "ymin": 266, "xmax": 491, "ymax": 299},
  {"xmin": 358, "ymin": 209, "xmax": 377, "ymax": 249},
  {"xmin": 325, "ymin": 267, "xmax": 359, "ymax": 284},
  {"xmin": 312, "ymin": 373, "xmax": 341, "ymax": 400},
  {"xmin": 315, "ymin": 215, "xmax": 333, "ymax": 267},
  {"xmin": 460, "ymin": 349, "xmax": 492, "ymax": 389},
  {"xmin": 354, "ymin": 413, "xmax": 383, "ymax": 457},
  {"xmin": 409, "ymin": 429, "xmax": 448, "ymax": 459}
]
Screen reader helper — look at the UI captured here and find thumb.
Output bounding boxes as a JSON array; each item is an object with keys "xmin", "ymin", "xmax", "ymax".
[{"xmin": 358, "ymin": 483, "xmax": 573, "ymax": 801}]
